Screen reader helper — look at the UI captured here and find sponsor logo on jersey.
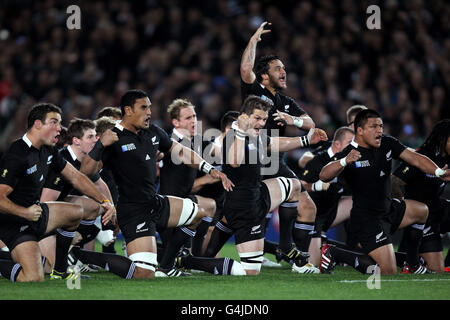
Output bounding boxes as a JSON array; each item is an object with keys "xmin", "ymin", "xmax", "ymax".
[
  {"xmin": 121, "ymin": 143, "xmax": 136, "ymax": 152},
  {"xmin": 47, "ymin": 155, "xmax": 53, "ymax": 164},
  {"xmin": 145, "ymin": 154, "xmax": 151, "ymax": 160},
  {"xmin": 386, "ymin": 150, "xmax": 392, "ymax": 161},
  {"xmin": 151, "ymin": 136, "xmax": 159, "ymax": 145},
  {"xmin": 260, "ymin": 95, "xmax": 274, "ymax": 106},
  {"xmin": 26, "ymin": 164, "xmax": 37, "ymax": 175},
  {"xmin": 355, "ymin": 160, "xmax": 370, "ymax": 168},
  {"xmin": 284, "ymin": 104, "xmax": 290, "ymax": 111},
  {"xmin": 1, "ymin": 169, "xmax": 7, "ymax": 178}
]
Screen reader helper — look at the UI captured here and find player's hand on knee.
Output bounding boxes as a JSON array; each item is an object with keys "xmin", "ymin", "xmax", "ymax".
[
  {"xmin": 99, "ymin": 129, "xmax": 118, "ymax": 147},
  {"xmin": 100, "ymin": 201, "xmax": 116, "ymax": 225},
  {"xmin": 25, "ymin": 204, "xmax": 42, "ymax": 222}
]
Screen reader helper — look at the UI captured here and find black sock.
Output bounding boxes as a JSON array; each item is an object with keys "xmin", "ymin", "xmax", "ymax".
[
  {"xmin": 180, "ymin": 256, "xmax": 235, "ymax": 275},
  {"xmin": 292, "ymin": 220, "xmax": 314, "ymax": 253},
  {"xmin": 192, "ymin": 217, "xmax": 212, "ymax": 256},
  {"xmin": 278, "ymin": 206, "xmax": 297, "ymax": 252},
  {"xmin": 54, "ymin": 228, "xmax": 76, "ymax": 273},
  {"xmin": 329, "ymin": 246, "xmax": 376, "ymax": 274},
  {"xmin": 159, "ymin": 227, "xmax": 195, "ymax": 270},
  {"xmin": 71, "ymin": 247, "xmax": 135, "ymax": 279},
  {"xmin": 0, "ymin": 251, "xmax": 12, "ymax": 260},
  {"xmin": 395, "ymin": 251, "xmax": 407, "ymax": 268},
  {"xmin": 102, "ymin": 241, "xmax": 116, "ymax": 254},
  {"xmin": 0, "ymin": 259, "xmax": 22, "ymax": 282},
  {"xmin": 264, "ymin": 239, "xmax": 278, "ymax": 255},
  {"xmin": 76, "ymin": 220, "xmax": 100, "ymax": 247},
  {"xmin": 403, "ymin": 224, "xmax": 424, "ymax": 266},
  {"xmin": 203, "ymin": 221, "xmax": 233, "ymax": 258}
]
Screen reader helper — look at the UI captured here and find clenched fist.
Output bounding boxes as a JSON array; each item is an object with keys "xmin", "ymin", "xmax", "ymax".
[
  {"xmin": 99, "ymin": 129, "xmax": 119, "ymax": 147},
  {"xmin": 24, "ymin": 204, "xmax": 43, "ymax": 222}
]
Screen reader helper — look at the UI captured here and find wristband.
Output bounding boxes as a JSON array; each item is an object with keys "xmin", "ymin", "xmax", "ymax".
[
  {"xmin": 435, "ymin": 167, "xmax": 445, "ymax": 177},
  {"xmin": 340, "ymin": 158, "xmax": 347, "ymax": 167},
  {"xmin": 89, "ymin": 139, "xmax": 104, "ymax": 161},
  {"xmin": 312, "ymin": 180, "xmax": 324, "ymax": 192},
  {"xmin": 199, "ymin": 160, "xmax": 214, "ymax": 174},
  {"xmin": 293, "ymin": 117, "xmax": 304, "ymax": 128},
  {"xmin": 299, "ymin": 135, "xmax": 309, "ymax": 148},
  {"xmin": 235, "ymin": 129, "xmax": 246, "ymax": 141}
]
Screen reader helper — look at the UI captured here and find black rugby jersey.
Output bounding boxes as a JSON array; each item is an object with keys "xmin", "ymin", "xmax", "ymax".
[
  {"xmin": 334, "ymin": 134, "xmax": 406, "ymax": 216},
  {"xmin": 101, "ymin": 122, "xmax": 173, "ymax": 204},
  {"xmin": 0, "ymin": 134, "xmax": 67, "ymax": 210},
  {"xmin": 159, "ymin": 129, "xmax": 205, "ymax": 197},
  {"xmin": 393, "ymin": 147, "xmax": 449, "ymax": 211},
  {"xmin": 222, "ymin": 127, "xmax": 271, "ymax": 209},
  {"xmin": 44, "ymin": 146, "xmax": 101, "ymax": 200},
  {"xmin": 241, "ymin": 79, "xmax": 307, "ymax": 173}
]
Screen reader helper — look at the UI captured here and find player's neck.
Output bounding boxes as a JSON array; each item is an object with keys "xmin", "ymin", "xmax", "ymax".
[
  {"xmin": 354, "ymin": 136, "xmax": 371, "ymax": 149},
  {"xmin": 173, "ymin": 127, "xmax": 191, "ymax": 141},
  {"xmin": 120, "ymin": 119, "xmax": 140, "ymax": 134},
  {"xmin": 25, "ymin": 131, "xmax": 43, "ymax": 150},
  {"xmin": 260, "ymin": 80, "xmax": 277, "ymax": 96}
]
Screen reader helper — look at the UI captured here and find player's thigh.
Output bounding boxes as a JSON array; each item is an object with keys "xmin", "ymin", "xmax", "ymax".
[
  {"xmin": 196, "ymin": 195, "xmax": 216, "ymax": 217},
  {"xmin": 11, "ymin": 240, "xmax": 44, "ymax": 282},
  {"xmin": 65, "ymin": 195, "xmax": 101, "ymax": 220},
  {"xmin": 330, "ymin": 196, "xmax": 352, "ymax": 228},
  {"xmin": 166, "ymin": 196, "xmax": 199, "ymax": 227},
  {"xmin": 263, "ymin": 177, "xmax": 297, "ymax": 212},
  {"xmin": 368, "ymin": 244, "xmax": 397, "ymax": 275},
  {"xmin": 44, "ymin": 201, "xmax": 83, "ymax": 233}
]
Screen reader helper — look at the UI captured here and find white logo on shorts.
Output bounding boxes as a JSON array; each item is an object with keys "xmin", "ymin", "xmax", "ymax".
[
  {"xmin": 250, "ymin": 225, "xmax": 261, "ymax": 235},
  {"xmin": 136, "ymin": 222, "xmax": 149, "ymax": 233}
]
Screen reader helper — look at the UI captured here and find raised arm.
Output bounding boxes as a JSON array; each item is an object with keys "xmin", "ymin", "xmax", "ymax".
[
  {"xmin": 399, "ymin": 148, "xmax": 450, "ymax": 181},
  {"xmin": 240, "ymin": 21, "xmax": 271, "ymax": 84}
]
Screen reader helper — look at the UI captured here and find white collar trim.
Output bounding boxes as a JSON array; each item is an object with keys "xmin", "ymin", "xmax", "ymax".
[
  {"xmin": 350, "ymin": 138, "xmax": 359, "ymax": 148},
  {"xmin": 22, "ymin": 134, "xmax": 32, "ymax": 148},
  {"xmin": 327, "ymin": 146, "xmax": 335, "ymax": 158},
  {"xmin": 67, "ymin": 145, "xmax": 78, "ymax": 161},
  {"xmin": 115, "ymin": 122, "xmax": 124, "ymax": 131}
]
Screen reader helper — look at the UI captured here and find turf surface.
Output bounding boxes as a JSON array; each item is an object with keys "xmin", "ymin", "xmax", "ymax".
[{"xmin": 0, "ymin": 241, "xmax": 448, "ymax": 301}]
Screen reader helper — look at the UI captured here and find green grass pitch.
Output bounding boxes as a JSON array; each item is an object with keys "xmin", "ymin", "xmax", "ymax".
[{"xmin": 0, "ymin": 241, "xmax": 449, "ymax": 301}]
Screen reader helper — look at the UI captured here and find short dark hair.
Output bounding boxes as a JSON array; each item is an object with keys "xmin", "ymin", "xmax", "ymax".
[
  {"xmin": 67, "ymin": 118, "xmax": 96, "ymax": 144},
  {"xmin": 220, "ymin": 111, "xmax": 240, "ymax": 132},
  {"xmin": 346, "ymin": 105, "xmax": 368, "ymax": 125},
  {"xmin": 27, "ymin": 103, "xmax": 62, "ymax": 130},
  {"xmin": 333, "ymin": 126, "xmax": 354, "ymax": 142},
  {"xmin": 119, "ymin": 89, "xmax": 148, "ymax": 115},
  {"xmin": 240, "ymin": 95, "xmax": 272, "ymax": 116},
  {"xmin": 255, "ymin": 55, "xmax": 280, "ymax": 83},
  {"xmin": 97, "ymin": 107, "xmax": 122, "ymax": 119},
  {"xmin": 354, "ymin": 109, "xmax": 381, "ymax": 131}
]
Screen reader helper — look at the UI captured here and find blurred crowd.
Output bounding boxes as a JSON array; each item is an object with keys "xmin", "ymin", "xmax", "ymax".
[{"xmin": 0, "ymin": 0, "xmax": 449, "ymax": 153}]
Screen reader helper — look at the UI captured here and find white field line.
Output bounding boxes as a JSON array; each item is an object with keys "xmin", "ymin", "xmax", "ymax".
[{"xmin": 339, "ymin": 278, "xmax": 450, "ymax": 283}]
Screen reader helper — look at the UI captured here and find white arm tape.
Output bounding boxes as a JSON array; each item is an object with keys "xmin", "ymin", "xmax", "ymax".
[
  {"xmin": 199, "ymin": 160, "xmax": 214, "ymax": 174},
  {"xmin": 293, "ymin": 117, "xmax": 304, "ymax": 128},
  {"xmin": 312, "ymin": 180, "xmax": 324, "ymax": 192},
  {"xmin": 435, "ymin": 167, "xmax": 445, "ymax": 177},
  {"xmin": 340, "ymin": 158, "xmax": 347, "ymax": 167}
]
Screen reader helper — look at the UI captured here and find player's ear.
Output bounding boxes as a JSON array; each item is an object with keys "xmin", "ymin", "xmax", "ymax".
[
  {"xmin": 171, "ymin": 118, "xmax": 179, "ymax": 128},
  {"xmin": 34, "ymin": 119, "xmax": 43, "ymax": 130},
  {"xmin": 124, "ymin": 105, "xmax": 133, "ymax": 116}
]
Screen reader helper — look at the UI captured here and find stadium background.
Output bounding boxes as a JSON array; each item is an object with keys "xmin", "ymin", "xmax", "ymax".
[{"xmin": 0, "ymin": 0, "xmax": 449, "ymax": 244}]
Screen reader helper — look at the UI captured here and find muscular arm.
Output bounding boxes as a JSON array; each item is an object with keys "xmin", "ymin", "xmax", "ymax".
[
  {"xmin": 61, "ymin": 162, "xmax": 107, "ymax": 204},
  {"xmin": 0, "ymin": 184, "xmax": 28, "ymax": 218},
  {"xmin": 399, "ymin": 148, "xmax": 449, "ymax": 179},
  {"xmin": 240, "ymin": 22, "xmax": 271, "ymax": 84}
]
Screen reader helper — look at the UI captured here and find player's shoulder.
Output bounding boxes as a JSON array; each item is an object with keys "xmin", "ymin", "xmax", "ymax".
[{"xmin": 6, "ymin": 138, "xmax": 31, "ymax": 158}]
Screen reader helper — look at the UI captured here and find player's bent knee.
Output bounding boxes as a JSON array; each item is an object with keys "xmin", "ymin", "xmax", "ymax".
[
  {"xmin": 129, "ymin": 252, "xmax": 157, "ymax": 278},
  {"xmin": 238, "ymin": 251, "xmax": 264, "ymax": 275},
  {"xmin": 177, "ymin": 198, "xmax": 199, "ymax": 227}
]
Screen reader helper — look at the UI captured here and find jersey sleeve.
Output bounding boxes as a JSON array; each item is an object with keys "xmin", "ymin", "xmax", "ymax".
[
  {"xmin": 49, "ymin": 147, "xmax": 67, "ymax": 174},
  {"xmin": 393, "ymin": 160, "xmax": 420, "ymax": 184},
  {"xmin": 0, "ymin": 152, "xmax": 26, "ymax": 189},
  {"xmin": 44, "ymin": 168, "xmax": 67, "ymax": 192},
  {"xmin": 240, "ymin": 79, "xmax": 257, "ymax": 102},
  {"xmin": 301, "ymin": 156, "xmax": 324, "ymax": 183},
  {"xmin": 285, "ymin": 96, "xmax": 306, "ymax": 117},
  {"xmin": 154, "ymin": 125, "xmax": 173, "ymax": 153},
  {"xmin": 383, "ymin": 134, "xmax": 407, "ymax": 159}
]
